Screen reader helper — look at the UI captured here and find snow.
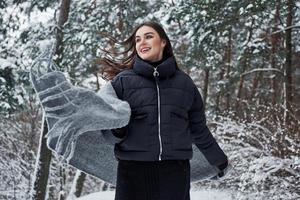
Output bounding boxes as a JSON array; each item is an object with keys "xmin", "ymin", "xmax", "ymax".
[
  {"xmin": 239, "ymin": 7, "xmax": 245, "ymax": 15},
  {"xmin": 0, "ymin": 77, "xmax": 5, "ymax": 83},
  {"xmin": 0, "ymin": 101, "xmax": 11, "ymax": 109},
  {"xmin": 246, "ymin": 4, "xmax": 254, "ymax": 9},
  {"xmin": 1, "ymin": 1, "xmax": 300, "ymax": 199},
  {"xmin": 0, "ymin": 58, "xmax": 17, "ymax": 69},
  {"xmin": 15, "ymin": 94, "xmax": 25, "ymax": 105},
  {"xmin": 36, "ymin": 39, "xmax": 56, "ymax": 53},
  {"xmin": 200, "ymin": 10, "xmax": 207, "ymax": 16},
  {"xmin": 76, "ymin": 190, "xmax": 233, "ymax": 200}
]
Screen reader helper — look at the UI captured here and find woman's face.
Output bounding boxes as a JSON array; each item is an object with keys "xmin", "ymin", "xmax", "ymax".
[{"xmin": 135, "ymin": 26, "xmax": 166, "ymax": 62}]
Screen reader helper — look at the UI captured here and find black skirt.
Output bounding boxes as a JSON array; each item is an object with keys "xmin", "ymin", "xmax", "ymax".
[{"xmin": 114, "ymin": 159, "xmax": 190, "ymax": 200}]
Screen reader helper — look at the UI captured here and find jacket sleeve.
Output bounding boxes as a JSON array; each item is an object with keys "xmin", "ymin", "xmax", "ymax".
[
  {"xmin": 111, "ymin": 74, "xmax": 124, "ymax": 100},
  {"xmin": 109, "ymin": 74, "xmax": 128, "ymax": 140},
  {"xmin": 188, "ymin": 84, "xmax": 228, "ymax": 166}
]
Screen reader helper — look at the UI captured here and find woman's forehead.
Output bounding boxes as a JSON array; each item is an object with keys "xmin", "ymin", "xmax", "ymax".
[{"xmin": 135, "ymin": 26, "xmax": 158, "ymax": 37}]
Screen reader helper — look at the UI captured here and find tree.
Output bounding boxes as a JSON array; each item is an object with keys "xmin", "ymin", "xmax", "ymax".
[
  {"xmin": 31, "ymin": 0, "xmax": 71, "ymax": 200},
  {"xmin": 284, "ymin": 0, "xmax": 294, "ymax": 128},
  {"xmin": 31, "ymin": 119, "xmax": 52, "ymax": 200}
]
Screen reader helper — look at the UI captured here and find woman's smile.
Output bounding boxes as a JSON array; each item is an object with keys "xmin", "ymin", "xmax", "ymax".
[{"xmin": 140, "ymin": 47, "xmax": 151, "ymax": 54}]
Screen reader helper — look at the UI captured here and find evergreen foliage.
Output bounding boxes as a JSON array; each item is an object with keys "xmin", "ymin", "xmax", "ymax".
[{"xmin": 0, "ymin": 0, "xmax": 299, "ymax": 199}]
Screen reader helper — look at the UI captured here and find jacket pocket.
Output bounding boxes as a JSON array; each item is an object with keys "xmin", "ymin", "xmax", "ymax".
[
  {"xmin": 119, "ymin": 110, "xmax": 150, "ymax": 151},
  {"xmin": 132, "ymin": 111, "xmax": 148, "ymax": 120},
  {"xmin": 170, "ymin": 108, "xmax": 192, "ymax": 151}
]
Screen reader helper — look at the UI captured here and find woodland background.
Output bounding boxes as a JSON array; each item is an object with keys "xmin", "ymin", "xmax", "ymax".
[{"xmin": 0, "ymin": 0, "xmax": 299, "ymax": 199}]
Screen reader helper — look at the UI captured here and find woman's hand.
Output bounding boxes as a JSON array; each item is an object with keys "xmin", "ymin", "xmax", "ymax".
[{"xmin": 211, "ymin": 160, "xmax": 232, "ymax": 180}]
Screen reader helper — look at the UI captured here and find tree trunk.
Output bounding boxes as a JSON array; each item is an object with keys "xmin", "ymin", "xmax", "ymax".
[
  {"xmin": 74, "ymin": 173, "xmax": 86, "ymax": 197},
  {"xmin": 56, "ymin": 1, "xmax": 72, "ymax": 199},
  {"xmin": 215, "ymin": 67, "xmax": 225, "ymax": 114},
  {"xmin": 271, "ymin": 0, "xmax": 281, "ymax": 106},
  {"xmin": 55, "ymin": 0, "xmax": 71, "ymax": 67},
  {"xmin": 68, "ymin": 171, "xmax": 86, "ymax": 198},
  {"xmin": 225, "ymin": 28, "xmax": 232, "ymax": 111},
  {"xmin": 203, "ymin": 68, "xmax": 209, "ymax": 110},
  {"xmin": 269, "ymin": 2, "xmax": 283, "ymax": 154},
  {"xmin": 235, "ymin": 17, "xmax": 254, "ymax": 113},
  {"xmin": 95, "ymin": 72, "xmax": 100, "ymax": 91},
  {"xmin": 101, "ymin": 182, "xmax": 109, "ymax": 191},
  {"xmin": 31, "ymin": 0, "xmax": 72, "ymax": 199},
  {"xmin": 249, "ymin": 72, "xmax": 261, "ymax": 100},
  {"xmin": 31, "ymin": 118, "xmax": 52, "ymax": 200},
  {"xmin": 284, "ymin": 0, "xmax": 294, "ymax": 128},
  {"xmin": 58, "ymin": 167, "xmax": 67, "ymax": 200}
]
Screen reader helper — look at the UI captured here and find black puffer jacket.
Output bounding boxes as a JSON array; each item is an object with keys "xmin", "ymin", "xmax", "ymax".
[{"xmin": 111, "ymin": 56, "xmax": 227, "ymax": 166}]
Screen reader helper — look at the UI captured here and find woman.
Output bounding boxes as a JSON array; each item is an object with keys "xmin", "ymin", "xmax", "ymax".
[{"xmin": 100, "ymin": 21, "xmax": 228, "ymax": 200}]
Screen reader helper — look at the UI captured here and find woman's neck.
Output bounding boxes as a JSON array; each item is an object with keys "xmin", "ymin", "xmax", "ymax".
[{"xmin": 141, "ymin": 54, "xmax": 169, "ymax": 68}]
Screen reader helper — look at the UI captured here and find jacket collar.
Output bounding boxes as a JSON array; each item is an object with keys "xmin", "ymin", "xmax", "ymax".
[{"xmin": 133, "ymin": 55, "xmax": 177, "ymax": 78}]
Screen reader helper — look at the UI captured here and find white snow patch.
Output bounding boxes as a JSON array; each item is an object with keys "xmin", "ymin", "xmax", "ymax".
[
  {"xmin": 0, "ymin": 102, "xmax": 11, "ymax": 109},
  {"xmin": 76, "ymin": 190, "xmax": 233, "ymax": 200},
  {"xmin": 0, "ymin": 58, "xmax": 17, "ymax": 69},
  {"xmin": 246, "ymin": 4, "xmax": 254, "ymax": 9},
  {"xmin": 200, "ymin": 10, "xmax": 207, "ymax": 16}
]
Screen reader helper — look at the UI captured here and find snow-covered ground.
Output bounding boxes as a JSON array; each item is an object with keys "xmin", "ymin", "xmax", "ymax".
[{"xmin": 77, "ymin": 190, "xmax": 233, "ymax": 200}]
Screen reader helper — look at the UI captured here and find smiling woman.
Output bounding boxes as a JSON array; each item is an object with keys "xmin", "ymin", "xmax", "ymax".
[
  {"xmin": 135, "ymin": 26, "xmax": 166, "ymax": 62},
  {"xmin": 98, "ymin": 21, "xmax": 229, "ymax": 200},
  {"xmin": 98, "ymin": 21, "xmax": 178, "ymax": 80}
]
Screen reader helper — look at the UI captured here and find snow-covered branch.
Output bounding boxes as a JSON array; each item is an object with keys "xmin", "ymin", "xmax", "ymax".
[
  {"xmin": 241, "ymin": 68, "xmax": 284, "ymax": 77},
  {"xmin": 271, "ymin": 24, "xmax": 300, "ymax": 35}
]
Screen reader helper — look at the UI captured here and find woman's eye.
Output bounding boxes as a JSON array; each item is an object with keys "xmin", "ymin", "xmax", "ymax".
[
  {"xmin": 135, "ymin": 38, "xmax": 140, "ymax": 43},
  {"xmin": 146, "ymin": 35, "xmax": 153, "ymax": 39}
]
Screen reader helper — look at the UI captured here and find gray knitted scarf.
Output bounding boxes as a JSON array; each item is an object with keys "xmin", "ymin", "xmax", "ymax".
[{"xmin": 30, "ymin": 53, "xmax": 226, "ymax": 186}]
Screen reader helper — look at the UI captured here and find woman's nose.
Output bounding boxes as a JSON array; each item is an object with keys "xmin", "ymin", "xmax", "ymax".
[{"xmin": 140, "ymin": 37, "xmax": 146, "ymax": 45}]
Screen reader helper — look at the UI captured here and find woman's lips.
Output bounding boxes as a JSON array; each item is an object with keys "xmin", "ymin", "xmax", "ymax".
[{"xmin": 140, "ymin": 47, "xmax": 151, "ymax": 53}]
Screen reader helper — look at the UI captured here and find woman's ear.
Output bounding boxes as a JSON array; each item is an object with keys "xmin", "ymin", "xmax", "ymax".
[{"xmin": 161, "ymin": 39, "xmax": 167, "ymax": 48}]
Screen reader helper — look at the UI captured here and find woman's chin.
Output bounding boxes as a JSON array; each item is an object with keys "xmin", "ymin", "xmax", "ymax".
[
  {"xmin": 141, "ymin": 55, "xmax": 163, "ymax": 63},
  {"xmin": 141, "ymin": 56, "xmax": 153, "ymax": 62}
]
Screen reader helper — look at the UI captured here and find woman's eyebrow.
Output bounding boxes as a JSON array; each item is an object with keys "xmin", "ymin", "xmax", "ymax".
[{"xmin": 135, "ymin": 32, "xmax": 154, "ymax": 38}]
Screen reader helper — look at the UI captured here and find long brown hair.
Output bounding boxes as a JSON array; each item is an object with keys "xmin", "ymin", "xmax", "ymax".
[{"xmin": 97, "ymin": 21, "xmax": 176, "ymax": 80}]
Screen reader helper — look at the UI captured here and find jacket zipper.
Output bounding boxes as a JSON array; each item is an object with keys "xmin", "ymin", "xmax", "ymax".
[{"xmin": 153, "ymin": 67, "xmax": 162, "ymax": 161}]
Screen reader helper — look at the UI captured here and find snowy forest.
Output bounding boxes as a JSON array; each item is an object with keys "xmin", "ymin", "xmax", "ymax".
[{"xmin": 0, "ymin": 0, "xmax": 299, "ymax": 199}]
